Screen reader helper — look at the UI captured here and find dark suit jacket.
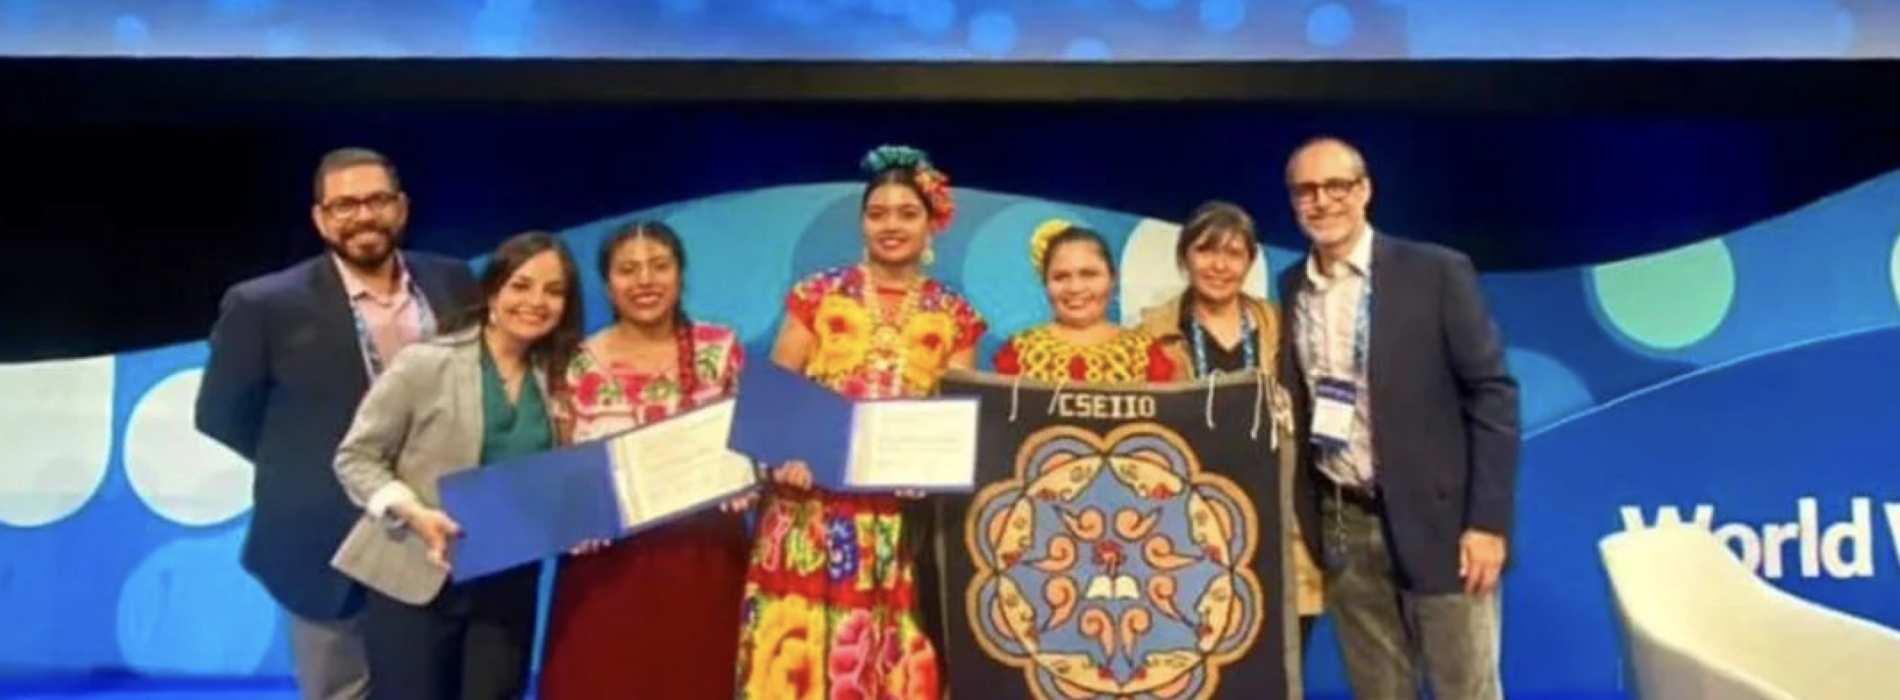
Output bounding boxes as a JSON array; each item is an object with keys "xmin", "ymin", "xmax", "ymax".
[
  {"xmin": 194, "ymin": 253, "xmax": 478, "ymax": 620},
  {"xmin": 1278, "ymin": 234, "xmax": 1520, "ymax": 595}
]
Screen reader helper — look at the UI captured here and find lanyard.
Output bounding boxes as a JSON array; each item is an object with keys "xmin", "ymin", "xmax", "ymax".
[
  {"xmin": 1190, "ymin": 308, "xmax": 1257, "ymax": 377},
  {"xmin": 1302, "ymin": 276, "xmax": 1372, "ymax": 380},
  {"xmin": 350, "ymin": 279, "xmax": 437, "ymax": 381}
]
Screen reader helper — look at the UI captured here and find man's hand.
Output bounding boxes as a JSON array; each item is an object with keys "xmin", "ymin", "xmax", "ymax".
[{"xmin": 1459, "ymin": 530, "xmax": 1507, "ymax": 596}]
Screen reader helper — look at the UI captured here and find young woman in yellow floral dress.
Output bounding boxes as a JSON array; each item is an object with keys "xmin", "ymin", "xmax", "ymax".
[
  {"xmin": 735, "ymin": 145, "xmax": 987, "ymax": 700},
  {"xmin": 993, "ymin": 220, "xmax": 1185, "ymax": 384}
]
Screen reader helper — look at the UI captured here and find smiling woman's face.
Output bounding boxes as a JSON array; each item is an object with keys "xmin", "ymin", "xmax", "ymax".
[
  {"xmin": 861, "ymin": 183, "xmax": 931, "ymax": 267},
  {"xmin": 1044, "ymin": 239, "xmax": 1115, "ymax": 327},
  {"xmin": 606, "ymin": 236, "xmax": 681, "ymax": 327},
  {"xmin": 489, "ymin": 250, "xmax": 568, "ymax": 344}
]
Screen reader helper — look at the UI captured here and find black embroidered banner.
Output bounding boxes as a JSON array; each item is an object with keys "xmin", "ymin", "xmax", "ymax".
[{"xmin": 934, "ymin": 371, "xmax": 1298, "ymax": 700}]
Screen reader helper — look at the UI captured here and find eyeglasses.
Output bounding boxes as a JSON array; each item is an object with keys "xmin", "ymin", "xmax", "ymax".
[
  {"xmin": 1288, "ymin": 177, "xmax": 1362, "ymax": 202},
  {"xmin": 319, "ymin": 191, "xmax": 401, "ymax": 217}
]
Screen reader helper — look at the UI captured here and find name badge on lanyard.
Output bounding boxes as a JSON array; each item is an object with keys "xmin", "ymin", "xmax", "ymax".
[
  {"xmin": 1311, "ymin": 378, "xmax": 1357, "ymax": 448},
  {"xmin": 1306, "ymin": 278, "xmax": 1370, "ymax": 450}
]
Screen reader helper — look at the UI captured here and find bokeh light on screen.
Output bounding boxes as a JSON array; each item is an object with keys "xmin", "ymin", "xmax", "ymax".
[{"xmin": 0, "ymin": 0, "xmax": 1888, "ymax": 59}]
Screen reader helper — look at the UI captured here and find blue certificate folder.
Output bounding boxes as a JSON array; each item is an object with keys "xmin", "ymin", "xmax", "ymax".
[
  {"xmin": 727, "ymin": 361, "xmax": 980, "ymax": 494},
  {"xmin": 437, "ymin": 400, "xmax": 757, "ymax": 582}
]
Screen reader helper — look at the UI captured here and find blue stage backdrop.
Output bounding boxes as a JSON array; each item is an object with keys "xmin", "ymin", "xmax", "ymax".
[
  {"xmin": 2, "ymin": 170, "xmax": 1898, "ymax": 695},
  {"xmin": 0, "ymin": 0, "xmax": 1893, "ymax": 59}
]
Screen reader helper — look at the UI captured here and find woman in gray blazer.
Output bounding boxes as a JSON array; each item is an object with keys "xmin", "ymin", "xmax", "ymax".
[{"xmin": 331, "ymin": 231, "xmax": 585, "ymax": 700}]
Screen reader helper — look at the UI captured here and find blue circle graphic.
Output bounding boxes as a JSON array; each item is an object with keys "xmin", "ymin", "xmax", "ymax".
[
  {"xmin": 1198, "ymin": 0, "xmax": 1246, "ymax": 33},
  {"xmin": 1588, "ymin": 238, "xmax": 1736, "ymax": 352},
  {"xmin": 1505, "ymin": 347, "xmax": 1595, "ymax": 429},
  {"xmin": 968, "ymin": 10, "xmax": 1018, "ymax": 57},
  {"xmin": 1306, "ymin": 3, "xmax": 1356, "ymax": 47},
  {"xmin": 116, "ymin": 527, "xmax": 277, "ymax": 675}
]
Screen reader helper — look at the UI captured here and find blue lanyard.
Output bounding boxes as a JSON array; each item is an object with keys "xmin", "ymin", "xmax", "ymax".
[
  {"xmin": 1302, "ymin": 277, "xmax": 1372, "ymax": 379},
  {"xmin": 1190, "ymin": 308, "xmax": 1257, "ymax": 377},
  {"xmin": 350, "ymin": 279, "xmax": 437, "ymax": 381}
]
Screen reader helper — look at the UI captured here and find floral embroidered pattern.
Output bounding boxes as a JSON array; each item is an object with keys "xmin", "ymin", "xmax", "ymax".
[
  {"xmin": 737, "ymin": 265, "xmax": 986, "ymax": 700},
  {"xmin": 826, "ymin": 516, "xmax": 860, "ymax": 582},
  {"xmin": 965, "ymin": 425, "xmax": 1264, "ymax": 700},
  {"xmin": 788, "ymin": 265, "xmax": 983, "ymax": 399},
  {"xmin": 566, "ymin": 322, "xmax": 742, "ymax": 443},
  {"xmin": 994, "ymin": 326, "xmax": 1170, "ymax": 384}
]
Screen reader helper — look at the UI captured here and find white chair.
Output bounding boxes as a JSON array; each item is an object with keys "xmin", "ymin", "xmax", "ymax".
[{"xmin": 1599, "ymin": 524, "xmax": 1900, "ymax": 700}]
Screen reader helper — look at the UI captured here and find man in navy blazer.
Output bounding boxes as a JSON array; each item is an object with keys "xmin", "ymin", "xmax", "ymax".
[
  {"xmin": 195, "ymin": 148, "xmax": 477, "ymax": 700},
  {"xmin": 1277, "ymin": 137, "xmax": 1520, "ymax": 700}
]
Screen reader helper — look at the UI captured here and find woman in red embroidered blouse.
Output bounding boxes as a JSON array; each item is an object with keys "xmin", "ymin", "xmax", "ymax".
[
  {"xmin": 992, "ymin": 220, "xmax": 1182, "ymax": 383},
  {"xmin": 734, "ymin": 146, "xmax": 986, "ymax": 700},
  {"xmin": 537, "ymin": 222, "xmax": 752, "ymax": 700}
]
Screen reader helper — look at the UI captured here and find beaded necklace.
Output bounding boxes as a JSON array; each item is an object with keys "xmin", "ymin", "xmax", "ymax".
[
  {"xmin": 672, "ymin": 316, "xmax": 700, "ymax": 411},
  {"xmin": 857, "ymin": 264, "xmax": 924, "ymax": 398},
  {"xmin": 1191, "ymin": 307, "xmax": 1258, "ymax": 377}
]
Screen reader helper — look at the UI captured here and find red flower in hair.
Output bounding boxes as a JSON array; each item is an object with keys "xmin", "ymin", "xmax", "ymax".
[{"xmin": 913, "ymin": 167, "xmax": 957, "ymax": 233}]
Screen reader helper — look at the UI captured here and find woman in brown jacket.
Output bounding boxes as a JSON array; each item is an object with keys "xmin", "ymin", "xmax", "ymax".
[{"xmin": 1136, "ymin": 200, "xmax": 1326, "ymax": 650}]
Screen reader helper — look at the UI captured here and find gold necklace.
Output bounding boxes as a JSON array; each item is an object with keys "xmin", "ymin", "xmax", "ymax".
[
  {"xmin": 858, "ymin": 264, "xmax": 923, "ymax": 327},
  {"xmin": 858, "ymin": 264, "xmax": 924, "ymax": 395}
]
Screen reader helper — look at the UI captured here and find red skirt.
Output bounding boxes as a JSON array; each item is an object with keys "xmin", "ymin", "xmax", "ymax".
[{"xmin": 538, "ymin": 509, "xmax": 751, "ymax": 700}]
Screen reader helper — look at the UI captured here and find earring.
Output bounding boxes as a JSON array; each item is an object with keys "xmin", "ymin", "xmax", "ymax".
[{"xmin": 921, "ymin": 245, "xmax": 936, "ymax": 267}]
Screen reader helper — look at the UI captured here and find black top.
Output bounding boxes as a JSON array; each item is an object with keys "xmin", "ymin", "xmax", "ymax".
[{"xmin": 1177, "ymin": 296, "xmax": 1250, "ymax": 377}]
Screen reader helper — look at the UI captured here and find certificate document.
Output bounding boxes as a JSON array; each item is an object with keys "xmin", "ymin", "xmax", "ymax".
[
  {"xmin": 604, "ymin": 400, "xmax": 759, "ymax": 530},
  {"xmin": 727, "ymin": 361, "xmax": 982, "ymax": 494},
  {"xmin": 843, "ymin": 398, "xmax": 980, "ymax": 492}
]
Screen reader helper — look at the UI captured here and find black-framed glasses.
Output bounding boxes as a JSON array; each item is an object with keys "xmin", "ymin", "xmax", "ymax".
[
  {"xmin": 319, "ymin": 191, "xmax": 401, "ymax": 217},
  {"xmin": 1288, "ymin": 177, "xmax": 1362, "ymax": 202}
]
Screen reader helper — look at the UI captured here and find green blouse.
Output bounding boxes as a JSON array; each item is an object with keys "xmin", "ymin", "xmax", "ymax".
[{"xmin": 479, "ymin": 343, "xmax": 554, "ymax": 464}]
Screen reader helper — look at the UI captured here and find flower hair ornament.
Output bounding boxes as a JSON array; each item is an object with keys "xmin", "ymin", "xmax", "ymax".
[
  {"xmin": 861, "ymin": 144, "xmax": 958, "ymax": 233},
  {"xmin": 1029, "ymin": 218, "xmax": 1073, "ymax": 275}
]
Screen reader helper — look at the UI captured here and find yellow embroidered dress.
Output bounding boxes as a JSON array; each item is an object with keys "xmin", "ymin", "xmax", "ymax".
[
  {"xmin": 736, "ymin": 265, "xmax": 987, "ymax": 700},
  {"xmin": 992, "ymin": 325, "xmax": 1180, "ymax": 383}
]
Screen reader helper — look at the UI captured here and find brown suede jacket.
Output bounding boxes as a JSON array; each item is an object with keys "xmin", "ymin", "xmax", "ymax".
[{"xmin": 1135, "ymin": 292, "xmax": 1324, "ymax": 616}]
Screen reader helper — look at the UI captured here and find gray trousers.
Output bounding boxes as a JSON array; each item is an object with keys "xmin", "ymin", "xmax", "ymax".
[
  {"xmin": 1321, "ymin": 493, "xmax": 1503, "ymax": 700},
  {"xmin": 288, "ymin": 610, "xmax": 372, "ymax": 700}
]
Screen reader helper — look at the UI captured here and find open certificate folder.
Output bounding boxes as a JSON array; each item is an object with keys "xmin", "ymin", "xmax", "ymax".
[
  {"xmin": 437, "ymin": 399, "xmax": 758, "ymax": 582},
  {"xmin": 728, "ymin": 362, "xmax": 980, "ymax": 493}
]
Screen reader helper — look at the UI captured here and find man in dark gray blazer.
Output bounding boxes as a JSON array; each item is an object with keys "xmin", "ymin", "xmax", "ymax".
[
  {"xmin": 194, "ymin": 148, "xmax": 477, "ymax": 700},
  {"xmin": 1277, "ymin": 137, "xmax": 1520, "ymax": 700}
]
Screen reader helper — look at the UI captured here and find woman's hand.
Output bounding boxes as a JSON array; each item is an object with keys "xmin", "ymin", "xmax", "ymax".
[
  {"xmin": 771, "ymin": 460, "xmax": 814, "ymax": 490},
  {"xmin": 719, "ymin": 490, "xmax": 760, "ymax": 513},
  {"xmin": 569, "ymin": 538, "xmax": 613, "ymax": 556},
  {"xmin": 395, "ymin": 503, "xmax": 462, "ymax": 570}
]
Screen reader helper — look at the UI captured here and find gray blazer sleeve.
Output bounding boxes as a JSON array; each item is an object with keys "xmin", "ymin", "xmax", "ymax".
[{"xmin": 334, "ymin": 347, "xmax": 426, "ymax": 519}]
